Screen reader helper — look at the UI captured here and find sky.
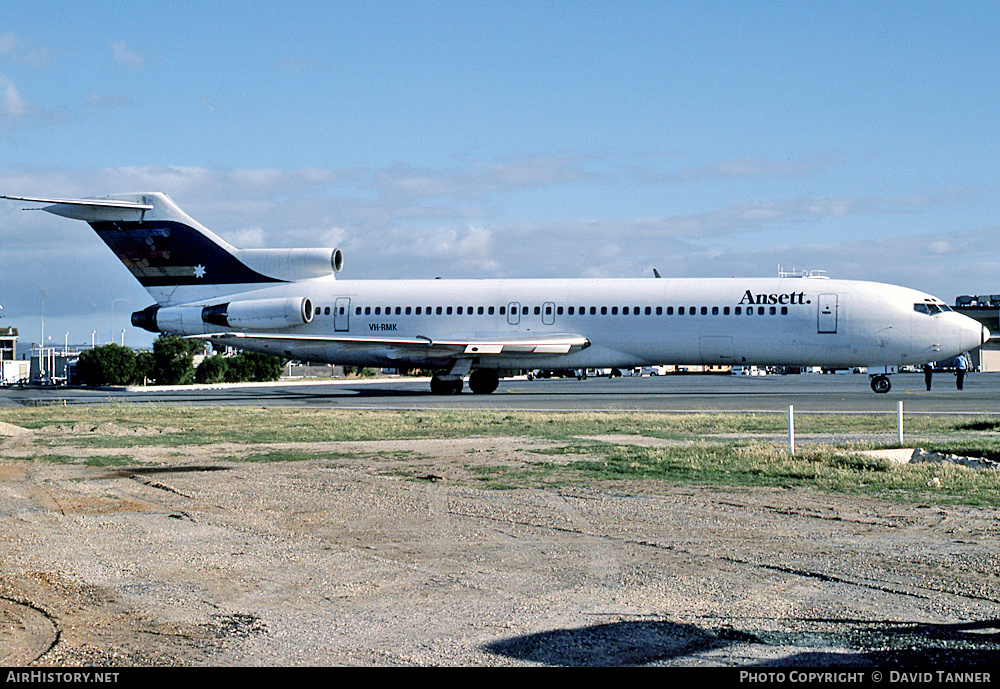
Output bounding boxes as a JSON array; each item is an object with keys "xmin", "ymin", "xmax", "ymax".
[{"xmin": 2, "ymin": 1, "xmax": 1000, "ymax": 349}]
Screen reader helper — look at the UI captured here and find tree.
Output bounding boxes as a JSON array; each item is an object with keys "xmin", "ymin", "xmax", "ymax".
[
  {"xmin": 152, "ymin": 335, "xmax": 198, "ymax": 385},
  {"xmin": 76, "ymin": 344, "xmax": 137, "ymax": 386},
  {"xmin": 223, "ymin": 351, "xmax": 284, "ymax": 382},
  {"xmin": 240, "ymin": 351, "xmax": 283, "ymax": 381},
  {"xmin": 134, "ymin": 351, "xmax": 155, "ymax": 385},
  {"xmin": 194, "ymin": 355, "xmax": 229, "ymax": 384}
]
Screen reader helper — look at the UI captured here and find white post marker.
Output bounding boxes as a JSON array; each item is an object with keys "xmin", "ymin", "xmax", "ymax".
[
  {"xmin": 897, "ymin": 401, "xmax": 904, "ymax": 444},
  {"xmin": 788, "ymin": 404, "xmax": 795, "ymax": 455}
]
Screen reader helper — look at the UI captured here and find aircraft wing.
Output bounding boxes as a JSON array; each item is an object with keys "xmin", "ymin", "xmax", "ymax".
[{"xmin": 197, "ymin": 331, "xmax": 591, "ymax": 361}]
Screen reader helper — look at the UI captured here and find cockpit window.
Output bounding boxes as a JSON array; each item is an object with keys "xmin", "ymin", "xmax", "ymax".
[{"xmin": 914, "ymin": 302, "xmax": 949, "ymax": 315}]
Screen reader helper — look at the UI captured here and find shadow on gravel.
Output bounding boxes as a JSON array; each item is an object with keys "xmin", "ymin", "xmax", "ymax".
[
  {"xmin": 484, "ymin": 620, "xmax": 722, "ymax": 666},
  {"xmin": 107, "ymin": 465, "xmax": 232, "ymax": 476},
  {"xmin": 484, "ymin": 618, "xmax": 1000, "ymax": 667}
]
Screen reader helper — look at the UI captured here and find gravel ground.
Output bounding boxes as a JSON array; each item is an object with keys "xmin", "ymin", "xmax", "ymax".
[{"xmin": 1, "ymin": 423, "xmax": 999, "ymax": 667}]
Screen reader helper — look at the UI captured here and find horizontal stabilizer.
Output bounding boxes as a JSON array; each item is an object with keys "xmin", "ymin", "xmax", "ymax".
[{"xmin": 1, "ymin": 194, "xmax": 154, "ymax": 211}]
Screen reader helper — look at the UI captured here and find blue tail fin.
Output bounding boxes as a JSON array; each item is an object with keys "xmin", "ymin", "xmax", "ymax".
[{"xmin": 3, "ymin": 193, "xmax": 342, "ymax": 305}]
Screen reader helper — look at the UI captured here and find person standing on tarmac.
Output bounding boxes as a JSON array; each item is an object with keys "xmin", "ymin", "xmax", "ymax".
[{"xmin": 954, "ymin": 354, "xmax": 968, "ymax": 391}]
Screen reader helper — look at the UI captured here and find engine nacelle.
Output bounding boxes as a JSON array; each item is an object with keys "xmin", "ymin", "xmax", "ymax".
[
  {"xmin": 202, "ymin": 297, "xmax": 314, "ymax": 330},
  {"xmin": 131, "ymin": 297, "xmax": 314, "ymax": 333},
  {"xmin": 236, "ymin": 247, "xmax": 343, "ymax": 281}
]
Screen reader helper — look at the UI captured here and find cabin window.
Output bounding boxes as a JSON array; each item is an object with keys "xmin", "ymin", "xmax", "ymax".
[
  {"xmin": 488, "ymin": 306, "xmax": 495, "ymax": 315},
  {"xmin": 655, "ymin": 306, "xmax": 662, "ymax": 315},
  {"xmin": 478, "ymin": 306, "xmax": 485, "ymax": 315},
  {"xmin": 499, "ymin": 306, "xmax": 506, "ymax": 315},
  {"xmin": 612, "ymin": 306, "xmax": 618, "ymax": 315},
  {"xmin": 781, "ymin": 306, "xmax": 788, "ymax": 315},
  {"xmin": 375, "ymin": 307, "xmax": 381, "ymax": 315}
]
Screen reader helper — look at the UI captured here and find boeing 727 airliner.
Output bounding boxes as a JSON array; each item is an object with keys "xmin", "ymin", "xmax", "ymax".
[{"xmin": 3, "ymin": 192, "xmax": 989, "ymax": 394}]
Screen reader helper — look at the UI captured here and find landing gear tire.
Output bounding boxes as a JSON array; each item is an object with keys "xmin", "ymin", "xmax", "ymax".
[
  {"xmin": 468, "ymin": 369, "xmax": 500, "ymax": 395},
  {"xmin": 870, "ymin": 375, "xmax": 891, "ymax": 394},
  {"xmin": 430, "ymin": 376, "xmax": 463, "ymax": 395}
]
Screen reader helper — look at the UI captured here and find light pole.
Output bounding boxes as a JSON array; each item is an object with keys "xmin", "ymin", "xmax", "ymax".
[{"xmin": 111, "ymin": 298, "xmax": 129, "ymax": 345}]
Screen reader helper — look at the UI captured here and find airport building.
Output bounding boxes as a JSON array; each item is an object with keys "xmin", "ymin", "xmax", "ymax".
[
  {"xmin": 0, "ymin": 327, "xmax": 29, "ymax": 384},
  {"xmin": 953, "ymin": 295, "xmax": 1000, "ymax": 372}
]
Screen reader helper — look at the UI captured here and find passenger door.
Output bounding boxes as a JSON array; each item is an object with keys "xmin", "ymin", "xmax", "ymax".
[{"xmin": 818, "ymin": 293, "xmax": 838, "ymax": 333}]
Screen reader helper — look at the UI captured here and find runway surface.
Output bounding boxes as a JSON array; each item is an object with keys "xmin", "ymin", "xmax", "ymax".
[{"xmin": 2, "ymin": 371, "xmax": 998, "ymax": 414}]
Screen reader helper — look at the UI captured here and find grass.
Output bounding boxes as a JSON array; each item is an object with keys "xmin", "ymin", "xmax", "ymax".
[{"xmin": 1, "ymin": 405, "xmax": 998, "ymax": 507}]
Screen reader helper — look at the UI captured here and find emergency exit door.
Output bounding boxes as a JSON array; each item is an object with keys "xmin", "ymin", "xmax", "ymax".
[{"xmin": 334, "ymin": 297, "xmax": 351, "ymax": 332}]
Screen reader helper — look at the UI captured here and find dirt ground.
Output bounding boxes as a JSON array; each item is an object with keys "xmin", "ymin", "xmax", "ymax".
[{"xmin": 1, "ymin": 421, "xmax": 999, "ymax": 667}]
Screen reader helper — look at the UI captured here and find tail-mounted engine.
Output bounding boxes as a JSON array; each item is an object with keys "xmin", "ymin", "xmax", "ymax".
[{"xmin": 132, "ymin": 297, "xmax": 314, "ymax": 333}]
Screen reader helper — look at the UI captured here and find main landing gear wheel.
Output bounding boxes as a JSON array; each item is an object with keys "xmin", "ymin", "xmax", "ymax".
[
  {"xmin": 870, "ymin": 375, "xmax": 892, "ymax": 393},
  {"xmin": 430, "ymin": 376, "xmax": 463, "ymax": 395},
  {"xmin": 468, "ymin": 369, "xmax": 500, "ymax": 395}
]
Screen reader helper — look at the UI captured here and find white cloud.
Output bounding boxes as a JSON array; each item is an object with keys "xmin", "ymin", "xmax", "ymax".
[
  {"xmin": 630, "ymin": 154, "xmax": 833, "ymax": 184},
  {"xmin": 0, "ymin": 163, "xmax": 992, "ymax": 304},
  {"xmin": 109, "ymin": 41, "xmax": 144, "ymax": 68},
  {"xmin": 0, "ymin": 75, "xmax": 31, "ymax": 122},
  {"xmin": 0, "ymin": 33, "xmax": 51, "ymax": 69}
]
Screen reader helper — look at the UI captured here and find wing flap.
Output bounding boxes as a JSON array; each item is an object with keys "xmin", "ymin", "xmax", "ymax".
[{"xmin": 196, "ymin": 331, "xmax": 590, "ymax": 358}]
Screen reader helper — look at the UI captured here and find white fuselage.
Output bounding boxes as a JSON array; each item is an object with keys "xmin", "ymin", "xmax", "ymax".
[{"xmin": 159, "ymin": 275, "xmax": 986, "ymax": 371}]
